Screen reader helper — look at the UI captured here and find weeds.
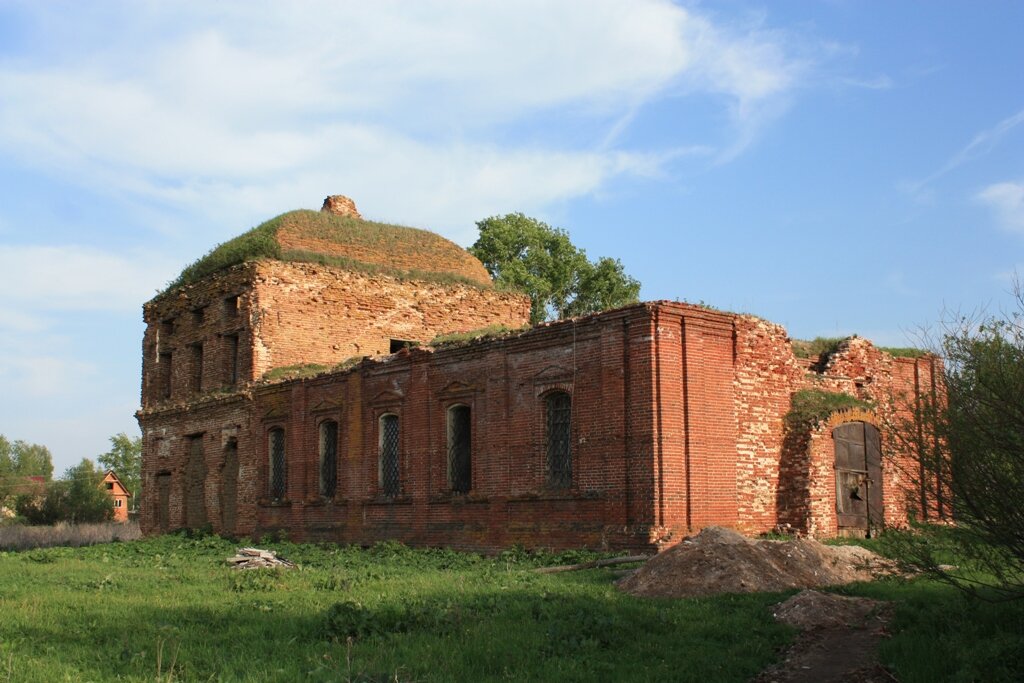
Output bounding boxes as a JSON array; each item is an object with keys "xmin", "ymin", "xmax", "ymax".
[{"xmin": 0, "ymin": 520, "xmax": 140, "ymax": 551}]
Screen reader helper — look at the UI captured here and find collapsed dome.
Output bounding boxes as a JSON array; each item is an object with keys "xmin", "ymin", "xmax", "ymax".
[{"xmin": 165, "ymin": 196, "xmax": 492, "ymax": 293}]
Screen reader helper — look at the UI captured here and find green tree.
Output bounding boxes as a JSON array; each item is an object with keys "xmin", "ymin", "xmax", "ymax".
[
  {"xmin": 885, "ymin": 286, "xmax": 1024, "ymax": 598},
  {"xmin": 18, "ymin": 459, "xmax": 113, "ymax": 525},
  {"xmin": 0, "ymin": 435, "xmax": 53, "ymax": 510},
  {"xmin": 470, "ymin": 213, "xmax": 641, "ymax": 324},
  {"xmin": 97, "ymin": 432, "xmax": 142, "ymax": 504}
]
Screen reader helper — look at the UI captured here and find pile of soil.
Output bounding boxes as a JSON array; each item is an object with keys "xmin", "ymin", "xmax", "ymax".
[
  {"xmin": 772, "ymin": 589, "xmax": 883, "ymax": 630},
  {"xmin": 617, "ymin": 527, "xmax": 893, "ymax": 598}
]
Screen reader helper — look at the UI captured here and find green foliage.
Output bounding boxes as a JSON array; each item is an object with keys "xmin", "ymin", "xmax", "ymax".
[
  {"xmin": 877, "ymin": 346, "xmax": 928, "ymax": 358},
  {"xmin": 471, "ymin": 212, "xmax": 641, "ymax": 324},
  {"xmin": 790, "ymin": 336, "xmax": 848, "ymax": 360},
  {"xmin": 886, "ymin": 292, "xmax": 1024, "ymax": 598},
  {"xmin": 3, "ymin": 534, "xmax": 1022, "ymax": 681},
  {"xmin": 18, "ymin": 459, "xmax": 112, "ymax": 525},
  {"xmin": 0, "ymin": 535, "xmax": 791, "ymax": 682},
  {"xmin": 162, "ymin": 210, "xmax": 491, "ymax": 295},
  {"xmin": 429, "ymin": 324, "xmax": 527, "ymax": 346},
  {"xmin": 785, "ymin": 389, "xmax": 873, "ymax": 428},
  {"xmin": 262, "ymin": 363, "xmax": 331, "ymax": 382},
  {"xmin": 97, "ymin": 433, "xmax": 142, "ymax": 502},
  {"xmin": 167, "ymin": 217, "xmax": 283, "ymax": 291},
  {"xmin": 0, "ymin": 435, "xmax": 54, "ymax": 510}
]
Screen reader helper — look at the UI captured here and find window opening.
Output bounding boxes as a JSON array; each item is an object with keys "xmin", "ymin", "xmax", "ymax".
[
  {"xmin": 269, "ymin": 427, "xmax": 286, "ymax": 500},
  {"xmin": 223, "ymin": 295, "xmax": 239, "ymax": 318},
  {"xmin": 224, "ymin": 334, "xmax": 239, "ymax": 386},
  {"xmin": 545, "ymin": 392, "xmax": 572, "ymax": 488},
  {"xmin": 159, "ymin": 352, "xmax": 173, "ymax": 399},
  {"xmin": 160, "ymin": 319, "xmax": 175, "ymax": 336},
  {"xmin": 192, "ymin": 306, "xmax": 206, "ymax": 325},
  {"xmin": 190, "ymin": 343, "xmax": 204, "ymax": 393},
  {"xmin": 389, "ymin": 339, "xmax": 418, "ymax": 353},
  {"xmin": 447, "ymin": 405, "xmax": 472, "ymax": 493},
  {"xmin": 319, "ymin": 420, "xmax": 339, "ymax": 498},
  {"xmin": 379, "ymin": 414, "xmax": 400, "ymax": 496}
]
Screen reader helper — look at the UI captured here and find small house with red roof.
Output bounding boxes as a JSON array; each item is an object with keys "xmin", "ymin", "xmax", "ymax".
[{"xmin": 102, "ymin": 471, "xmax": 131, "ymax": 522}]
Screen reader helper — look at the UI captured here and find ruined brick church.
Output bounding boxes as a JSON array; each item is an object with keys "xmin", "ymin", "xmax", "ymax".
[{"xmin": 137, "ymin": 196, "xmax": 943, "ymax": 551}]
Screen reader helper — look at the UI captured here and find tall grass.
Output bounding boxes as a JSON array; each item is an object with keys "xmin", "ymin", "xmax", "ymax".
[{"xmin": 0, "ymin": 520, "xmax": 140, "ymax": 551}]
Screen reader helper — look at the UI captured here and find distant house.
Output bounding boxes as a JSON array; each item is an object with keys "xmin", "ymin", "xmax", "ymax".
[{"xmin": 102, "ymin": 471, "xmax": 131, "ymax": 522}]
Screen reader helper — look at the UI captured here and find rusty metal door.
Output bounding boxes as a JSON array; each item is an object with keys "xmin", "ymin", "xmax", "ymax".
[
  {"xmin": 156, "ymin": 473, "xmax": 171, "ymax": 532},
  {"xmin": 833, "ymin": 422, "xmax": 884, "ymax": 535}
]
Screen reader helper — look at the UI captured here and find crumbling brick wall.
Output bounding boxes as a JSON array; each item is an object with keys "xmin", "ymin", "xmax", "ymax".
[{"xmin": 138, "ymin": 301, "xmax": 944, "ymax": 549}]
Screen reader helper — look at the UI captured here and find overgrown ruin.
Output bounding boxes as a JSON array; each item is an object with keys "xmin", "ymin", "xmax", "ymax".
[{"xmin": 137, "ymin": 196, "xmax": 945, "ymax": 551}]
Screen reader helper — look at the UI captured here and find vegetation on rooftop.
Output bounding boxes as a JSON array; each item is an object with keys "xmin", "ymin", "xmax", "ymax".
[
  {"xmin": 261, "ymin": 357, "xmax": 364, "ymax": 383},
  {"xmin": 162, "ymin": 210, "xmax": 492, "ymax": 295},
  {"xmin": 429, "ymin": 324, "xmax": 530, "ymax": 347},
  {"xmin": 877, "ymin": 346, "xmax": 929, "ymax": 358},
  {"xmin": 785, "ymin": 389, "xmax": 873, "ymax": 428},
  {"xmin": 790, "ymin": 336, "xmax": 848, "ymax": 361}
]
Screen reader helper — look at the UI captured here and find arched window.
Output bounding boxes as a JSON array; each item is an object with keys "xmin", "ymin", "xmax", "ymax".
[
  {"xmin": 319, "ymin": 420, "xmax": 339, "ymax": 498},
  {"xmin": 379, "ymin": 414, "xmax": 400, "ymax": 497},
  {"xmin": 447, "ymin": 405, "xmax": 472, "ymax": 494},
  {"xmin": 268, "ymin": 427, "xmax": 286, "ymax": 499},
  {"xmin": 545, "ymin": 391, "xmax": 572, "ymax": 488}
]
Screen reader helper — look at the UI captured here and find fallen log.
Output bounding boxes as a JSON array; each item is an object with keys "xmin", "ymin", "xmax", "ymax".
[{"xmin": 533, "ymin": 555, "xmax": 650, "ymax": 574}]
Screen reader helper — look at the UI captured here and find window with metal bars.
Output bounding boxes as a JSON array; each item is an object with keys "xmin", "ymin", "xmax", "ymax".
[
  {"xmin": 545, "ymin": 391, "xmax": 572, "ymax": 488},
  {"xmin": 268, "ymin": 427, "xmax": 286, "ymax": 500},
  {"xmin": 319, "ymin": 420, "xmax": 339, "ymax": 498},
  {"xmin": 379, "ymin": 414, "xmax": 400, "ymax": 497},
  {"xmin": 447, "ymin": 405, "xmax": 471, "ymax": 494}
]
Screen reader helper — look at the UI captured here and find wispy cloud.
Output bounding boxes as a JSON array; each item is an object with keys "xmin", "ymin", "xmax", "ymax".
[
  {"xmin": 909, "ymin": 108, "xmax": 1024, "ymax": 194},
  {"xmin": 977, "ymin": 181, "xmax": 1024, "ymax": 234},
  {"xmin": 0, "ymin": 0, "xmax": 809, "ymax": 235}
]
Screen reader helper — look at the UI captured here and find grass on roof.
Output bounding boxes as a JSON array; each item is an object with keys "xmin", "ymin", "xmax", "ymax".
[
  {"xmin": 161, "ymin": 210, "xmax": 493, "ymax": 295},
  {"xmin": 791, "ymin": 336, "xmax": 849, "ymax": 360},
  {"xmin": 878, "ymin": 346, "xmax": 929, "ymax": 358},
  {"xmin": 786, "ymin": 389, "xmax": 874, "ymax": 427},
  {"xmin": 429, "ymin": 324, "xmax": 531, "ymax": 347}
]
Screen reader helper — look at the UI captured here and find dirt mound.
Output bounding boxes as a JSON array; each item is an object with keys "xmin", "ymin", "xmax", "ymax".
[
  {"xmin": 772, "ymin": 590, "xmax": 882, "ymax": 630},
  {"xmin": 617, "ymin": 527, "xmax": 892, "ymax": 598}
]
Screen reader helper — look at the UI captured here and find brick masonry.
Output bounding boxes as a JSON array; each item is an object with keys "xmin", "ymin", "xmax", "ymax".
[{"xmin": 138, "ymin": 283, "xmax": 944, "ymax": 551}]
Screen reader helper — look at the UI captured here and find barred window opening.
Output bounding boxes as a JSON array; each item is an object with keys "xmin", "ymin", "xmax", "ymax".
[
  {"xmin": 447, "ymin": 405, "xmax": 472, "ymax": 494},
  {"xmin": 269, "ymin": 427, "xmax": 286, "ymax": 500},
  {"xmin": 545, "ymin": 392, "xmax": 572, "ymax": 488},
  {"xmin": 379, "ymin": 414, "xmax": 400, "ymax": 497},
  {"xmin": 319, "ymin": 420, "xmax": 339, "ymax": 498}
]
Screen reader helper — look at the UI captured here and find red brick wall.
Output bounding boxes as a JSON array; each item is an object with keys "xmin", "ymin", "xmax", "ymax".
[
  {"xmin": 250, "ymin": 261, "xmax": 530, "ymax": 377},
  {"xmin": 138, "ymin": 301, "xmax": 945, "ymax": 549},
  {"xmin": 140, "ymin": 307, "xmax": 662, "ymax": 551}
]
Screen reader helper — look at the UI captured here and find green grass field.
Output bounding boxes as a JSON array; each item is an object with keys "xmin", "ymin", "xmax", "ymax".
[{"xmin": 0, "ymin": 533, "xmax": 1021, "ymax": 682}]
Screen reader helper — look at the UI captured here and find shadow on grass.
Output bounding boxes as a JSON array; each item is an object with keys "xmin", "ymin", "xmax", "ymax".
[{"xmin": 4, "ymin": 573, "xmax": 794, "ymax": 683}]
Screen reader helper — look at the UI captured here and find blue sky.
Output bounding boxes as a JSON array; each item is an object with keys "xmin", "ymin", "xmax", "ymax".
[{"xmin": 1, "ymin": 1, "xmax": 1022, "ymax": 473}]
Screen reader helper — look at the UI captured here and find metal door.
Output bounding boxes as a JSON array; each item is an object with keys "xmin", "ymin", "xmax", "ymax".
[{"xmin": 833, "ymin": 422, "xmax": 884, "ymax": 535}]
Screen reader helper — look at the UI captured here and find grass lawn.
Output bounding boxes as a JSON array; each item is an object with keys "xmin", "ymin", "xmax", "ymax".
[
  {"xmin": 2, "ymin": 533, "xmax": 1022, "ymax": 682},
  {"xmin": 0, "ymin": 534, "xmax": 791, "ymax": 682}
]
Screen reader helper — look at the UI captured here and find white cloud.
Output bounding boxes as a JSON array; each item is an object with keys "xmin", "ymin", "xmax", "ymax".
[
  {"xmin": 0, "ymin": 245, "xmax": 179, "ymax": 312},
  {"xmin": 0, "ymin": 0, "xmax": 806, "ymax": 233},
  {"xmin": 977, "ymin": 181, "xmax": 1024, "ymax": 234}
]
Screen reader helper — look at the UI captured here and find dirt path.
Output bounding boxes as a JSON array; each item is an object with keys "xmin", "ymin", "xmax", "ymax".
[{"xmin": 753, "ymin": 590, "xmax": 896, "ymax": 683}]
